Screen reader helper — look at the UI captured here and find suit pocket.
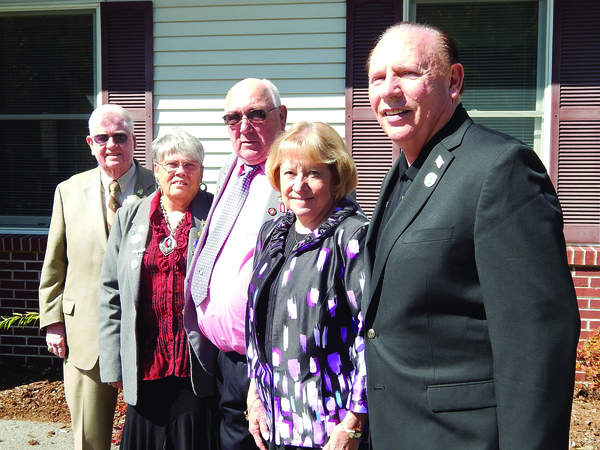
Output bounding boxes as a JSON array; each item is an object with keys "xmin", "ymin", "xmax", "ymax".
[
  {"xmin": 62, "ymin": 298, "xmax": 75, "ymax": 315},
  {"xmin": 427, "ymin": 379, "xmax": 496, "ymax": 412},
  {"xmin": 402, "ymin": 227, "xmax": 454, "ymax": 243}
]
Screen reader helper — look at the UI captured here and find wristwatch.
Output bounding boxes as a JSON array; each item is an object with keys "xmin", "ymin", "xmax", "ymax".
[{"xmin": 342, "ymin": 422, "xmax": 362, "ymax": 439}]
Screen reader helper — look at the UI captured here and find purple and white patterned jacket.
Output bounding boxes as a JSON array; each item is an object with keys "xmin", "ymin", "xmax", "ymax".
[{"xmin": 246, "ymin": 198, "xmax": 369, "ymax": 447}]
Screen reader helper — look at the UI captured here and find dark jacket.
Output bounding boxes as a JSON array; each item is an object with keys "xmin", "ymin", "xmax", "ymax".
[
  {"xmin": 363, "ymin": 106, "xmax": 580, "ymax": 449},
  {"xmin": 246, "ymin": 199, "xmax": 369, "ymax": 447}
]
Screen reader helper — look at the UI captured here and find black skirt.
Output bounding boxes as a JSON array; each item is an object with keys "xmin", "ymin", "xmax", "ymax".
[{"xmin": 119, "ymin": 376, "xmax": 218, "ymax": 450}]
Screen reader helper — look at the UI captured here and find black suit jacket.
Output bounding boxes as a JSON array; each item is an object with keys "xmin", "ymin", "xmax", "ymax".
[{"xmin": 362, "ymin": 107, "xmax": 580, "ymax": 449}]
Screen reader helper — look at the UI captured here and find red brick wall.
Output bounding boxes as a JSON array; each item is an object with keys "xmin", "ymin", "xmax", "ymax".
[
  {"xmin": 568, "ymin": 246, "xmax": 600, "ymax": 338},
  {"xmin": 0, "ymin": 235, "xmax": 599, "ymax": 374},
  {"xmin": 0, "ymin": 235, "xmax": 50, "ymax": 366},
  {"xmin": 568, "ymin": 246, "xmax": 600, "ymax": 382}
]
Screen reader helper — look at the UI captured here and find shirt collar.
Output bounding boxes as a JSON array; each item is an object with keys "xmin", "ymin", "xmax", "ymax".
[
  {"xmin": 237, "ymin": 161, "xmax": 265, "ymax": 177},
  {"xmin": 100, "ymin": 161, "xmax": 136, "ymax": 191},
  {"xmin": 399, "ymin": 104, "xmax": 467, "ymax": 182}
]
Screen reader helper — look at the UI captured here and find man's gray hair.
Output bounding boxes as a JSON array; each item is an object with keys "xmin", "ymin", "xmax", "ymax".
[
  {"xmin": 88, "ymin": 104, "xmax": 134, "ymax": 134},
  {"xmin": 151, "ymin": 127, "xmax": 205, "ymax": 165}
]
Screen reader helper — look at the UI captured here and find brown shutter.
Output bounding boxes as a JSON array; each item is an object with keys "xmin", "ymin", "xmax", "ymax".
[
  {"xmin": 346, "ymin": 0, "xmax": 402, "ymax": 216},
  {"xmin": 550, "ymin": 0, "xmax": 600, "ymax": 243},
  {"xmin": 101, "ymin": 1, "xmax": 153, "ymax": 168}
]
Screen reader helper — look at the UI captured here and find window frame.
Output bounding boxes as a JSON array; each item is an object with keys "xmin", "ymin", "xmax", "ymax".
[{"xmin": 0, "ymin": 3, "xmax": 100, "ymax": 234}]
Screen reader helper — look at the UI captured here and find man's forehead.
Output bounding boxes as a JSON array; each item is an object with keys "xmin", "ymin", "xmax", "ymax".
[
  {"xmin": 225, "ymin": 97, "xmax": 271, "ymax": 112},
  {"xmin": 94, "ymin": 113, "xmax": 126, "ymax": 129},
  {"xmin": 370, "ymin": 28, "xmax": 437, "ymax": 72},
  {"xmin": 225, "ymin": 83, "xmax": 273, "ymax": 111}
]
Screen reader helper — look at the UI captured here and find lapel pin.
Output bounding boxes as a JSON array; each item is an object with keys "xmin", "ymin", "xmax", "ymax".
[
  {"xmin": 424, "ymin": 172, "xmax": 438, "ymax": 187},
  {"xmin": 268, "ymin": 207, "xmax": 277, "ymax": 216},
  {"xmin": 435, "ymin": 155, "xmax": 445, "ymax": 168}
]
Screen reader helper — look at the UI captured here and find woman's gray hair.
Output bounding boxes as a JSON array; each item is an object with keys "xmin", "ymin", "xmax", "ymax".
[{"xmin": 151, "ymin": 128, "xmax": 205, "ymax": 165}]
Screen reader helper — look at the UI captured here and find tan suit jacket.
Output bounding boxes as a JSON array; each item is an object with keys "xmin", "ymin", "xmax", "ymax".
[{"xmin": 39, "ymin": 161, "xmax": 155, "ymax": 370}]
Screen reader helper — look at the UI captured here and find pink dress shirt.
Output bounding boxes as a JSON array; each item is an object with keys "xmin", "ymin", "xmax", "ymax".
[{"xmin": 196, "ymin": 162, "xmax": 279, "ymax": 354}]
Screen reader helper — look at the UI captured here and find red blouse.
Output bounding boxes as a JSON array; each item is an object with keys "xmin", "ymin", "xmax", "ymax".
[{"xmin": 138, "ymin": 192, "xmax": 192, "ymax": 380}]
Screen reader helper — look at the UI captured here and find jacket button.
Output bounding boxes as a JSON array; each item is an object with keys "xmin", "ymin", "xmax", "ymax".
[{"xmin": 367, "ymin": 328, "xmax": 376, "ymax": 339}]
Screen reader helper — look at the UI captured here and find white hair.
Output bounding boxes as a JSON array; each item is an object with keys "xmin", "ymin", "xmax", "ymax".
[{"xmin": 88, "ymin": 104, "xmax": 134, "ymax": 134}]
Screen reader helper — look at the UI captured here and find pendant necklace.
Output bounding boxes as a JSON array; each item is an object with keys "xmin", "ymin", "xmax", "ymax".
[{"xmin": 158, "ymin": 198, "xmax": 184, "ymax": 256}]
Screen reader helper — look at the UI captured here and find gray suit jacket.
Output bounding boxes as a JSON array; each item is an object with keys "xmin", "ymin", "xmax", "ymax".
[
  {"xmin": 39, "ymin": 162, "xmax": 155, "ymax": 370},
  {"xmin": 98, "ymin": 191, "xmax": 214, "ymax": 405}
]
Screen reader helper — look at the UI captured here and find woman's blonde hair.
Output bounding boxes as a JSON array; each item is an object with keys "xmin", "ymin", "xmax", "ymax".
[{"xmin": 266, "ymin": 121, "xmax": 358, "ymax": 202}]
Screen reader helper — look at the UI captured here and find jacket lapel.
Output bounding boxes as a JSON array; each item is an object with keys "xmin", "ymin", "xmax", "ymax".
[
  {"xmin": 372, "ymin": 148, "xmax": 455, "ymax": 283},
  {"xmin": 127, "ymin": 198, "xmax": 152, "ymax": 308},
  {"xmin": 368, "ymin": 119, "xmax": 473, "ymax": 305},
  {"xmin": 365, "ymin": 159, "xmax": 402, "ymax": 265},
  {"xmin": 363, "ymin": 160, "xmax": 400, "ymax": 311},
  {"xmin": 85, "ymin": 168, "xmax": 109, "ymax": 244},
  {"xmin": 132, "ymin": 160, "xmax": 156, "ymax": 199},
  {"xmin": 187, "ymin": 192, "xmax": 212, "ymax": 266},
  {"xmin": 196, "ymin": 157, "xmax": 236, "ymax": 253},
  {"xmin": 262, "ymin": 188, "xmax": 285, "ymax": 222}
]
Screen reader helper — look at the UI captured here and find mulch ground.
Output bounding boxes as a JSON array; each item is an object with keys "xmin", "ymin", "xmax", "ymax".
[
  {"xmin": 0, "ymin": 363, "xmax": 126, "ymax": 445},
  {"xmin": 0, "ymin": 364, "xmax": 598, "ymax": 448}
]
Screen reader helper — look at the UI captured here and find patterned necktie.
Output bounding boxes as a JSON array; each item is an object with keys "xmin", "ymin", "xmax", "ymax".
[
  {"xmin": 190, "ymin": 165, "xmax": 259, "ymax": 306},
  {"xmin": 107, "ymin": 179, "xmax": 121, "ymax": 230}
]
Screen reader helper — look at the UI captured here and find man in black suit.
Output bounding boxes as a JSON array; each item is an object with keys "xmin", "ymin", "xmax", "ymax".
[{"xmin": 362, "ymin": 22, "xmax": 580, "ymax": 449}]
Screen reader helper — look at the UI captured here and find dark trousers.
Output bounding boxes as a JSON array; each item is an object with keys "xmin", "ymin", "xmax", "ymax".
[{"xmin": 216, "ymin": 350, "xmax": 255, "ymax": 450}]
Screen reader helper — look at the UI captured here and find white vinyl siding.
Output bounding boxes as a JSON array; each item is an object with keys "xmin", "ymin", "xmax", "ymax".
[{"xmin": 153, "ymin": 0, "xmax": 347, "ymax": 191}]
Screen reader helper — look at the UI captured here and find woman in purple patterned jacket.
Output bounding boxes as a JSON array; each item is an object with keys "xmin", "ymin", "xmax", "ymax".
[{"xmin": 245, "ymin": 121, "xmax": 369, "ymax": 450}]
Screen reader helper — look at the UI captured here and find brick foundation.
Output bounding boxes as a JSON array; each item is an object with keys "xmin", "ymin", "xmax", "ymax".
[
  {"xmin": 1, "ymin": 235, "xmax": 599, "ymax": 378},
  {"xmin": 568, "ymin": 245, "xmax": 600, "ymax": 382}
]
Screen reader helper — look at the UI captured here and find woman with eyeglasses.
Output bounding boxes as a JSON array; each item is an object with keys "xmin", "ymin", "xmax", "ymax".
[
  {"xmin": 98, "ymin": 127, "xmax": 217, "ymax": 449},
  {"xmin": 245, "ymin": 122, "xmax": 369, "ymax": 450}
]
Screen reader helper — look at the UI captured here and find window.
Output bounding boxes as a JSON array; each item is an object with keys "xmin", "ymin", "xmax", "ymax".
[
  {"xmin": 408, "ymin": 0, "xmax": 548, "ymax": 157},
  {"xmin": 345, "ymin": 0, "xmax": 549, "ymax": 216},
  {"xmin": 0, "ymin": 11, "xmax": 96, "ymax": 229}
]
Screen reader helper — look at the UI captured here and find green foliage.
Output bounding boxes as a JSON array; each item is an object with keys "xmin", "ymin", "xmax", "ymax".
[
  {"xmin": 0, "ymin": 311, "xmax": 40, "ymax": 330},
  {"xmin": 577, "ymin": 329, "xmax": 600, "ymax": 389}
]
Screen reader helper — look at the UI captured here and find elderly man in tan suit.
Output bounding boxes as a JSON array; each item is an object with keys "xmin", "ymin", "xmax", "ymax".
[{"xmin": 39, "ymin": 104, "xmax": 155, "ymax": 450}]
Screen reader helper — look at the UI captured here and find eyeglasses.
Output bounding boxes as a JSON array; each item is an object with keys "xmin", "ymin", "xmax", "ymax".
[
  {"xmin": 222, "ymin": 106, "xmax": 279, "ymax": 127},
  {"xmin": 92, "ymin": 133, "xmax": 129, "ymax": 144},
  {"xmin": 157, "ymin": 161, "xmax": 201, "ymax": 174}
]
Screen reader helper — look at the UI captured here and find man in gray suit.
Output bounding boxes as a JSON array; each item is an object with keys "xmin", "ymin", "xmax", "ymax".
[
  {"xmin": 185, "ymin": 78, "xmax": 287, "ymax": 450},
  {"xmin": 39, "ymin": 104, "xmax": 155, "ymax": 450},
  {"xmin": 362, "ymin": 22, "xmax": 580, "ymax": 449}
]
